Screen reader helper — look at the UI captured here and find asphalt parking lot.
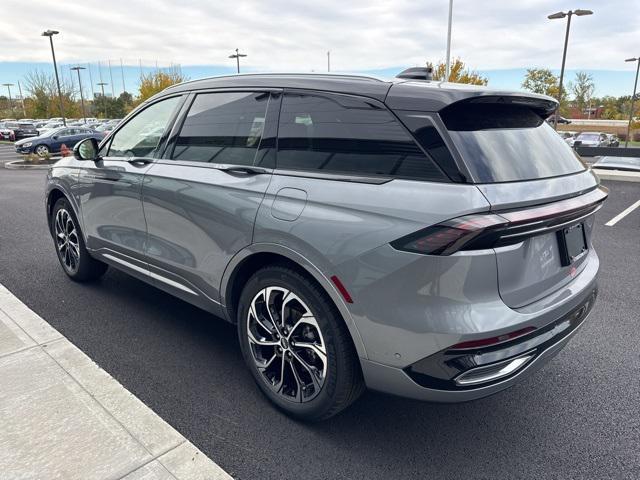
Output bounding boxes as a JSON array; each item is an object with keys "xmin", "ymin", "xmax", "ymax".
[
  {"xmin": 0, "ymin": 167, "xmax": 638, "ymax": 480},
  {"xmin": 0, "ymin": 142, "xmax": 19, "ymax": 165}
]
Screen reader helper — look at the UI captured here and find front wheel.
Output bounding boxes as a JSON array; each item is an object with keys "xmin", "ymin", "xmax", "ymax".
[
  {"xmin": 238, "ymin": 266, "xmax": 364, "ymax": 421},
  {"xmin": 52, "ymin": 198, "xmax": 108, "ymax": 282},
  {"xmin": 34, "ymin": 144, "xmax": 50, "ymax": 157}
]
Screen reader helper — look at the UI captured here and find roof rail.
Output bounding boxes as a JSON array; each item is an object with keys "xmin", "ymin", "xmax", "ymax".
[{"xmin": 165, "ymin": 72, "xmax": 384, "ymax": 90}]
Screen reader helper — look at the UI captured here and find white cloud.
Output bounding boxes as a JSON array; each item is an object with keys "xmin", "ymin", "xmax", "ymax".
[{"xmin": 1, "ymin": 0, "xmax": 638, "ymax": 72}]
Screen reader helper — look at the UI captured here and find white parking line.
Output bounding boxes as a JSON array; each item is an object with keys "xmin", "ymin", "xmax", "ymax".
[{"xmin": 605, "ymin": 199, "xmax": 640, "ymax": 226}]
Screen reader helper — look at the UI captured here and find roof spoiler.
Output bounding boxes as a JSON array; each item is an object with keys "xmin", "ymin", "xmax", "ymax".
[
  {"xmin": 447, "ymin": 95, "xmax": 558, "ymax": 118},
  {"xmin": 396, "ymin": 67, "xmax": 434, "ymax": 81}
]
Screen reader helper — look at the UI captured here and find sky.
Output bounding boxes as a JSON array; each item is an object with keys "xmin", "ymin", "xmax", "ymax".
[{"xmin": 1, "ymin": 0, "xmax": 638, "ymax": 97}]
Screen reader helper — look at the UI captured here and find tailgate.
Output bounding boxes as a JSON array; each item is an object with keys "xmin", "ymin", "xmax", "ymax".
[{"xmin": 477, "ymin": 171, "xmax": 606, "ymax": 308}]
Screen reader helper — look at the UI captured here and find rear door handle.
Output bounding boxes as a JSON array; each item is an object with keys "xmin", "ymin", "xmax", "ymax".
[{"xmin": 221, "ymin": 166, "xmax": 268, "ymax": 176}]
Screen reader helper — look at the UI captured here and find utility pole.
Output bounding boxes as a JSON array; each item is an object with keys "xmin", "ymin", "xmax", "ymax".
[
  {"xmin": 624, "ymin": 56, "xmax": 640, "ymax": 148},
  {"xmin": 97, "ymin": 82, "xmax": 108, "ymax": 118},
  {"xmin": 17, "ymin": 81, "xmax": 27, "ymax": 117},
  {"xmin": 445, "ymin": 0, "xmax": 453, "ymax": 81},
  {"xmin": 327, "ymin": 51, "xmax": 331, "ymax": 72},
  {"xmin": 120, "ymin": 58, "xmax": 126, "ymax": 93},
  {"xmin": 2, "ymin": 83, "xmax": 14, "ymax": 117},
  {"xmin": 86, "ymin": 63, "xmax": 94, "ymax": 100},
  {"xmin": 108, "ymin": 59, "xmax": 116, "ymax": 98},
  {"xmin": 71, "ymin": 66, "xmax": 87, "ymax": 123},
  {"xmin": 42, "ymin": 29, "xmax": 66, "ymax": 125},
  {"xmin": 229, "ymin": 48, "xmax": 247, "ymax": 74}
]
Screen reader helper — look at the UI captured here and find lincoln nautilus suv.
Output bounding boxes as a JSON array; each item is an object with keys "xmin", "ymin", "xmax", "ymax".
[{"xmin": 45, "ymin": 70, "xmax": 606, "ymax": 420}]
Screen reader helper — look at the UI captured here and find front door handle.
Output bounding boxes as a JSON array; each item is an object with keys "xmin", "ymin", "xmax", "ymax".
[{"xmin": 127, "ymin": 158, "xmax": 152, "ymax": 166}]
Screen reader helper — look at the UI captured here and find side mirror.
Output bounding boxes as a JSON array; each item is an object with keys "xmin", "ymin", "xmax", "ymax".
[{"xmin": 74, "ymin": 137, "xmax": 100, "ymax": 161}]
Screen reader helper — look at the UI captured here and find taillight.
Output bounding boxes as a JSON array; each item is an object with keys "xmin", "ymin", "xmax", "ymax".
[
  {"xmin": 390, "ymin": 213, "xmax": 506, "ymax": 255},
  {"xmin": 391, "ymin": 186, "xmax": 608, "ymax": 256}
]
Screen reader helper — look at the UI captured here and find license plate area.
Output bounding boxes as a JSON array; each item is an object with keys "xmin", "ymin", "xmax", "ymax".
[{"xmin": 557, "ymin": 223, "xmax": 588, "ymax": 266}]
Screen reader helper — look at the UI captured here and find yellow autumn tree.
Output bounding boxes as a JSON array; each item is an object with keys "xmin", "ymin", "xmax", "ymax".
[
  {"xmin": 137, "ymin": 71, "xmax": 189, "ymax": 103},
  {"xmin": 427, "ymin": 58, "xmax": 488, "ymax": 85}
]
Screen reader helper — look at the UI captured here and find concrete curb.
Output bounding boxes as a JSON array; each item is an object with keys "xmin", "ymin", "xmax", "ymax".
[
  {"xmin": 4, "ymin": 159, "xmax": 60, "ymax": 170},
  {"xmin": 593, "ymin": 168, "xmax": 640, "ymax": 183},
  {"xmin": 0, "ymin": 282, "xmax": 233, "ymax": 480}
]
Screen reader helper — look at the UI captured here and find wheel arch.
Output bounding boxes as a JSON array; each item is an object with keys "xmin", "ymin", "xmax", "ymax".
[
  {"xmin": 221, "ymin": 244, "xmax": 368, "ymax": 359},
  {"xmin": 46, "ymin": 185, "xmax": 83, "ymax": 238}
]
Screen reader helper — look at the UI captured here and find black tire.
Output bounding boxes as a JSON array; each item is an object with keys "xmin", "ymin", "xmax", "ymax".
[
  {"xmin": 34, "ymin": 144, "xmax": 50, "ymax": 157},
  {"xmin": 51, "ymin": 198, "xmax": 108, "ymax": 282},
  {"xmin": 238, "ymin": 265, "xmax": 364, "ymax": 421}
]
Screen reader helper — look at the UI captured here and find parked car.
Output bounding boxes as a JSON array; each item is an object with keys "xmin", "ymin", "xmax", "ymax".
[
  {"xmin": 3, "ymin": 121, "xmax": 39, "ymax": 139},
  {"xmin": 558, "ymin": 130, "xmax": 577, "ymax": 145},
  {"xmin": 15, "ymin": 126, "xmax": 102, "ymax": 157},
  {"xmin": 0, "ymin": 122, "xmax": 16, "ymax": 141},
  {"xmin": 606, "ymin": 134, "xmax": 620, "ymax": 147},
  {"xmin": 573, "ymin": 131, "xmax": 609, "ymax": 147},
  {"xmin": 45, "ymin": 71, "xmax": 606, "ymax": 421},
  {"xmin": 94, "ymin": 120, "xmax": 120, "ymax": 135},
  {"xmin": 38, "ymin": 121, "xmax": 64, "ymax": 135},
  {"xmin": 593, "ymin": 156, "xmax": 640, "ymax": 172},
  {"xmin": 546, "ymin": 115, "xmax": 571, "ymax": 124}
]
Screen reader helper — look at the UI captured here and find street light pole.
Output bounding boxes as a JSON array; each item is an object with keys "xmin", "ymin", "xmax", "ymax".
[
  {"xmin": 624, "ymin": 57, "xmax": 640, "ymax": 148},
  {"xmin": 17, "ymin": 81, "xmax": 27, "ymax": 117},
  {"xmin": 547, "ymin": 9, "xmax": 593, "ymax": 129},
  {"xmin": 228, "ymin": 48, "xmax": 247, "ymax": 74},
  {"xmin": 97, "ymin": 82, "xmax": 108, "ymax": 118},
  {"xmin": 42, "ymin": 29, "xmax": 66, "ymax": 126},
  {"xmin": 71, "ymin": 66, "xmax": 87, "ymax": 123},
  {"xmin": 327, "ymin": 51, "xmax": 331, "ymax": 72},
  {"xmin": 2, "ymin": 83, "xmax": 14, "ymax": 117},
  {"xmin": 445, "ymin": 0, "xmax": 453, "ymax": 81}
]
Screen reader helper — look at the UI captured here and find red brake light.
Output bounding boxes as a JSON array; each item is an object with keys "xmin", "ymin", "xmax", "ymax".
[{"xmin": 450, "ymin": 327, "xmax": 537, "ymax": 350}]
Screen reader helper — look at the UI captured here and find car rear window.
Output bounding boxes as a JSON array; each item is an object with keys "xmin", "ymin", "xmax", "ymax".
[
  {"xmin": 440, "ymin": 103, "xmax": 586, "ymax": 183},
  {"xmin": 277, "ymin": 93, "xmax": 447, "ymax": 181}
]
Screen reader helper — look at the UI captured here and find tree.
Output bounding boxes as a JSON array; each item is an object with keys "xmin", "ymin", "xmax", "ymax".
[
  {"xmin": 23, "ymin": 70, "xmax": 79, "ymax": 118},
  {"xmin": 569, "ymin": 71, "xmax": 595, "ymax": 113},
  {"xmin": 427, "ymin": 58, "xmax": 488, "ymax": 85},
  {"xmin": 92, "ymin": 91, "xmax": 133, "ymax": 118},
  {"xmin": 521, "ymin": 68, "xmax": 559, "ymax": 97},
  {"xmin": 137, "ymin": 71, "xmax": 188, "ymax": 103}
]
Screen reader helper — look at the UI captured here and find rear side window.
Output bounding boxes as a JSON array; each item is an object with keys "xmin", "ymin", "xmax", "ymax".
[
  {"xmin": 276, "ymin": 93, "xmax": 446, "ymax": 181},
  {"xmin": 172, "ymin": 92, "xmax": 268, "ymax": 165},
  {"xmin": 441, "ymin": 102, "xmax": 585, "ymax": 183}
]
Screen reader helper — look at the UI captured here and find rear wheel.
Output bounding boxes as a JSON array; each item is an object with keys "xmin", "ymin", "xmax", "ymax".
[
  {"xmin": 52, "ymin": 198, "xmax": 108, "ymax": 282},
  {"xmin": 238, "ymin": 266, "xmax": 364, "ymax": 421}
]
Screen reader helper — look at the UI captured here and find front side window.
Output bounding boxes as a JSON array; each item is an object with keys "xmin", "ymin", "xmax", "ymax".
[
  {"xmin": 276, "ymin": 93, "xmax": 446, "ymax": 180},
  {"xmin": 108, "ymin": 96, "xmax": 181, "ymax": 158},
  {"xmin": 171, "ymin": 92, "xmax": 269, "ymax": 165}
]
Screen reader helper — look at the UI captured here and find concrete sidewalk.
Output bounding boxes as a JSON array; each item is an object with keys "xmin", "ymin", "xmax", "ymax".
[{"xmin": 0, "ymin": 283, "xmax": 232, "ymax": 480}]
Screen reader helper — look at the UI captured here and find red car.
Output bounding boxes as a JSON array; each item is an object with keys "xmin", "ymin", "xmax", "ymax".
[{"xmin": 0, "ymin": 123, "xmax": 16, "ymax": 141}]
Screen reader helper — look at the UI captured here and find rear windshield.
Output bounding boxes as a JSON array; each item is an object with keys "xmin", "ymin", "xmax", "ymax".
[{"xmin": 441, "ymin": 103, "xmax": 585, "ymax": 183}]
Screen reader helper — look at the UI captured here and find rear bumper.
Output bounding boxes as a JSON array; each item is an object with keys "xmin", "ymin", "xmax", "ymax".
[{"xmin": 361, "ymin": 283, "xmax": 597, "ymax": 402}]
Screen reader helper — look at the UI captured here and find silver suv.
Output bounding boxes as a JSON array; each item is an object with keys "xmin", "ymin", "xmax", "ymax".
[{"xmin": 46, "ymin": 72, "xmax": 606, "ymax": 421}]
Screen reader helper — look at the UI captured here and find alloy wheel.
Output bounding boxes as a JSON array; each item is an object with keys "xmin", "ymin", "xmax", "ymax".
[
  {"xmin": 35, "ymin": 145, "xmax": 49, "ymax": 157},
  {"xmin": 247, "ymin": 286, "xmax": 328, "ymax": 402},
  {"xmin": 54, "ymin": 208, "xmax": 80, "ymax": 273}
]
